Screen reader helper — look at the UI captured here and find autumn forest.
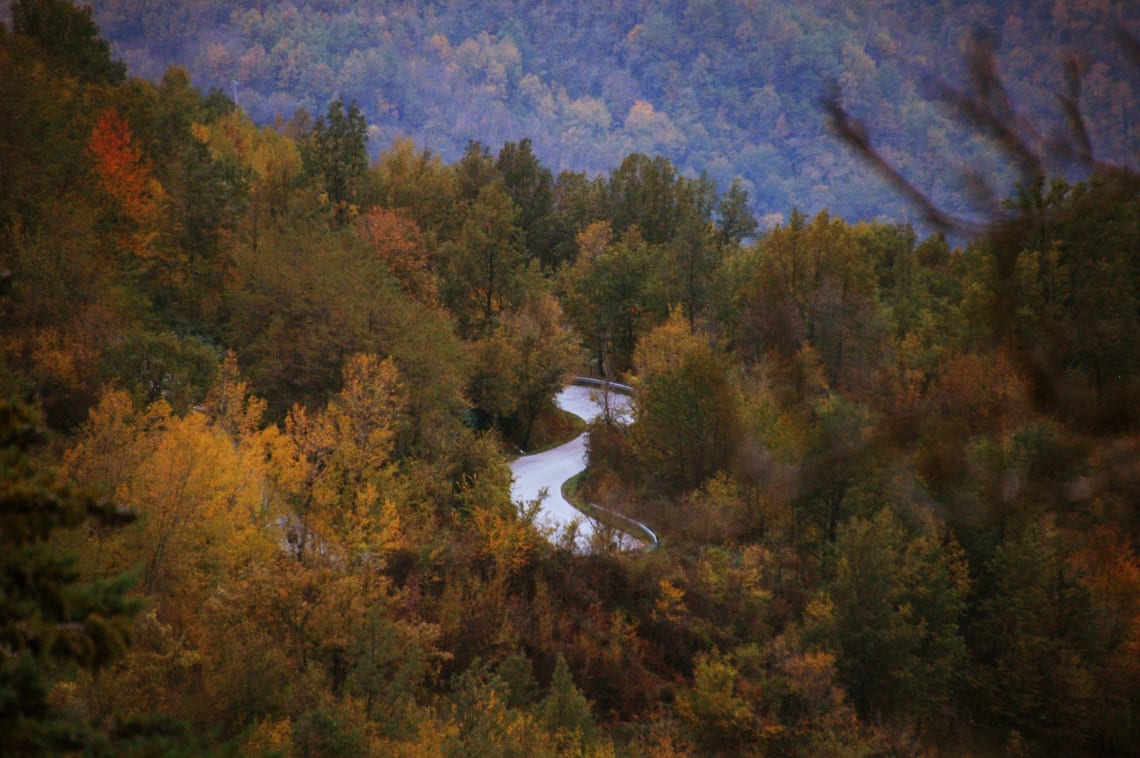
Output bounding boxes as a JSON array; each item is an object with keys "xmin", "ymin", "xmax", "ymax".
[{"xmin": 2, "ymin": 0, "xmax": 1140, "ymax": 756}]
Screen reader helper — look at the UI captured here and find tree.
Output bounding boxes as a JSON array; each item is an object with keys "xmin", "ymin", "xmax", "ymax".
[
  {"xmin": 496, "ymin": 138, "xmax": 556, "ymax": 268},
  {"xmin": 715, "ymin": 177, "xmax": 758, "ymax": 249},
  {"xmin": 792, "ymin": 394, "xmax": 876, "ymax": 545},
  {"xmin": 373, "ymin": 137, "xmax": 458, "ymax": 237},
  {"xmin": 304, "ymin": 98, "xmax": 368, "ymax": 222},
  {"xmin": 99, "ymin": 329, "xmax": 218, "ymax": 414},
  {"xmin": 66, "ymin": 393, "xmax": 274, "ymax": 631},
  {"xmin": 663, "ymin": 203, "xmax": 721, "ymax": 331},
  {"xmin": 606, "ymin": 153, "xmax": 681, "ymax": 245},
  {"xmin": 547, "ymin": 169, "xmax": 608, "ymax": 267},
  {"xmin": 738, "ymin": 210, "xmax": 886, "ymax": 392},
  {"xmin": 970, "ymin": 519, "xmax": 1100, "ymax": 750},
  {"xmin": 442, "ymin": 660, "xmax": 551, "ymax": 756},
  {"xmin": 87, "ymin": 108, "xmax": 168, "ymax": 265},
  {"xmin": 676, "ymin": 649, "xmax": 757, "ymax": 752},
  {"xmin": 222, "ymin": 195, "xmax": 377, "ymax": 416},
  {"xmin": 804, "ymin": 507, "xmax": 969, "ymax": 726},
  {"xmin": 557, "ymin": 222, "xmax": 650, "ymax": 377},
  {"xmin": 503, "ymin": 292, "xmax": 580, "ymax": 450},
  {"xmin": 358, "ymin": 206, "xmax": 438, "ymax": 305},
  {"xmin": 0, "ymin": 399, "xmax": 138, "ymax": 754},
  {"xmin": 454, "ymin": 139, "xmax": 499, "ymax": 202},
  {"xmin": 11, "ymin": 0, "xmax": 126, "ymax": 85},
  {"xmin": 440, "ymin": 181, "xmax": 526, "ymax": 336},
  {"xmin": 539, "ymin": 654, "xmax": 598, "ymax": 752},
  {"xmin": 630, "ymin": 309, "xmax": 741, "ymax": 493},
  {"xmin": 276, "ymin": 354, "xmax": 406, "ymax": 565},
  {"xmin": 467, "ymin": 327, "xmax": 519, "ymax": 432},
  {"xmin": 826, "ymin": 31, "xmax": 1140, "ymax": 428},
  {"xmin": 1000, "ymin": 173, "xmax": 1140, "ymax": 430}
]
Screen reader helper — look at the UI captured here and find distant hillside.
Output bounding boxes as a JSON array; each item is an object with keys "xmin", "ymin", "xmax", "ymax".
[{"xmin": 84, "ymin": 0, "xmax": 1138, "ymax": 224}]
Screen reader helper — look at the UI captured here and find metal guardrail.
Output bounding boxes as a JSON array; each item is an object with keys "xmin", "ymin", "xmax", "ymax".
[
  {"xmin": 570, "ymin": 376, "xmax": 634, "ymax": 394},
  {"xmin": 564, "ymin": 376, "xmax": 659, "ymax": 552},
  {"xmin": 578, "ymin": 500, "xmax": 659, "ymax": 551}
]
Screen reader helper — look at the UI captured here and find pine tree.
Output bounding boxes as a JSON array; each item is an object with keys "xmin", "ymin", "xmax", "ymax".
[
  {"xmin": 0, "ymin": 399, "xmax": 139, "ymax": 754},
  {"xmin": 539, "ymin": 654, "xmax": 598, "ymax": 752}
]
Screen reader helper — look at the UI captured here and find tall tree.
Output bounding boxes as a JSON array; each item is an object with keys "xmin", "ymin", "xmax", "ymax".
[
  {"xmin": 664, "ymin": 203, "xmax": 721, "ymax": 332},
  {"xmin": 557, "ymin": 222, "xmax": 649, "ymax": 377},
  {"xmin": 738, "ymin": 210, "xmax": 886, "ymax": 392},
  {"xmin": 454, "ymin": 139, "xmax": 498, "ymax": 202},
  {"xmin": 630, "ymin": 309, "xmax": 741, "ymax": 493},
  {"xmin": 0, "ymin": 399, "xmax": 138, "ymax": 754},
  {"xmin": 496, "ymin": 138, "xmax": 556, "ymax": 268},
  {"xmin": 440, "ymin": 181, "xmax": 526, "ymax": 336},
  {"xmin": 539, "ymin": 654, "xmax": 598, "ymax": 753},
  {"xmin": 715, "ymin": 177, "xmax": 758, "ymax": 249},
  {"xmin": 503, "ymin": 292, "xmax": 580, "ymax": 450},
  {"xmin": 304, "ymin": 98, "xmax": 368, "ymax": 223},
  {"xmin": 606, "ymin": 153, "xmax": 681, "ymax": 246},
  {"xmin": 969, "ymin": 519, "xmax": 1100, "ymax": 750},
  {"xmin": 11, "ymin": 0, "xmax": 125, "ymax": 85},
  {"xmin": 804, "ymin": 508, "xmax": 969, "ymax": 725}
]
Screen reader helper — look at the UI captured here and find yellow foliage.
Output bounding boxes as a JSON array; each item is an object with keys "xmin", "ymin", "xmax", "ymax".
[
  {"xmin": 575, "ymin": 220, "xmax": 613, "ymax": 261},
  {"xmin": 66, "ymin": 392, "xmax": 278, "ymax": 633},
  {"xmin": 241, "ymin": 717, "xmax": 293, "ymax": 755},
  {"xmin": 274, "ymin": 354, "xmax": 409, "ymax": 562},
  {"xmin": 633, "ymin": 306, "xmax": 704, "ymax": 382},
  {"xmin": 654, "ymin": 578, "xmax": 687, "ymax": 625},
  {"xmin": 472, "ymin": 505, "xmax": 537, "ymax": 576}
]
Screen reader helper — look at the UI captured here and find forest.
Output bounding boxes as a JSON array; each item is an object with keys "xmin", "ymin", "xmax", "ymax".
[
  {"xmin": 70, "ymin": 0, "xmax": 1140, "ymax": 227},
  {"xmin": 2, "ymin": 1, "xmax": 1140, "ymax": 756}
]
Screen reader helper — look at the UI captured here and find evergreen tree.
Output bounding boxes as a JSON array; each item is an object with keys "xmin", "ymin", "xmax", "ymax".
[
  {"xmin": 0, "ymin": 399, "xmax": 139, "ymax": 754},
  {"xmin": 304, "ymin": 98, "xmax": 368, "ymax": 223},
  {"xmin": 11, "ymin": 0, "xmax": 126, "ymax": 85},
  {"xmin": 539, "ymin": 654, "xmax": 597, "ymax": 752}
]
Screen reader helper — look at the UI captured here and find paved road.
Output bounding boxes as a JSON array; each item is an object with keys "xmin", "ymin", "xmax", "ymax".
[{"xmin": 510, "ymin": 383, "xmax": 634, "ymax": 548}]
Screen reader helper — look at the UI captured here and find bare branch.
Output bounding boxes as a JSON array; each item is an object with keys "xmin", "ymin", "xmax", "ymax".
[
  {"xmin": 826, "ymin": 30, "xmax": 1139, "ymax": 233},
  {"xmin": 1054, "ymin": 58, "xmax": 1096, "ymax": 168},
  {"xmin": 823, "ymin": 87, "xmax": 974, "ymax": 234}
]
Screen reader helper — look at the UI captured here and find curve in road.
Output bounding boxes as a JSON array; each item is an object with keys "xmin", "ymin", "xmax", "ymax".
[{"xmin": 510, "ymin": 382, "xmax": 654, "ymax": 551}]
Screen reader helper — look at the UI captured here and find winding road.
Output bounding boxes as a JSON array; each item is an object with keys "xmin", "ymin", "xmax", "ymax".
[{"xmin": 510, "ymin": 381, "xmax": 655, "ymax": 551}]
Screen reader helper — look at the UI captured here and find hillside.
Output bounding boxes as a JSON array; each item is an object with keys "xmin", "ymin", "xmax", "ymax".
[
  {"xmin": 3, "ymin": 2, "xmax": 1140, "ymax": 755},
  {"xmin": 81, "ymin": 0, "xmax": 1139, "ymax": 225}
]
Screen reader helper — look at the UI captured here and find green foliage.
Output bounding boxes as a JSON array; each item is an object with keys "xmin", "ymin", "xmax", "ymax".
[
  {"xmin": 497, "ymin": 138, "xmax": 557, "ymax": 269},
  {"xmin": 738, "ymin": 210, "xmax": 887, "ymax": 392},
  {"xmin": 440, "ymin": 181, "xmax": 527, "ymax": 336},
  {"xmin": 539, "ymin": 654, "xmax": 598, "ymax": 752},
  {"xmin": 676, "ymin": 649, "xmax": 756, "ymax": 751},
  {"xmin": 0, "ymin": 399, "xmax": 139, "ymax": 754},
  {"xmin": 996, "ymin": 172, "xmax": 1140, "ymax": 430},
  {"xmin": 503, "ymin": 292, "xmax": 581, "ymax": 450},
  {"xmin": 100, "ymin": 330, "xmax": 219, "ymax": 414},
  {"xmin": 715, "ymin": 177, "xmax": 758, "ymax": 248},
  {"xmin": 631, "ymin": 310, "xmax": 742, "ymax": 493},
  {"xmin": 557, "ymin": 222, "xmax": 650, "ymax": 376},
  {"xmin": 970, "ymin": 519, "xmax": 1100, "ymax": 750},
  {"xmin": 12, "ymin": 0, "xmax": 126, "ymax": 85},
  {"xmin": 805, "ymin": 508, "xmax": 969, "ymax": 726},
  {"xmin": 304, "ymin": 97, "xmax": 368, "ymax": 222}
]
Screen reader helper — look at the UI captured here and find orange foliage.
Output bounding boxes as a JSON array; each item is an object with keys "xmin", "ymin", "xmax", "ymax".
[
  {"xmin": 928, "ymin": 348, "xmax": 1030, "ymax": 436},
  {"xmin": 88, "ymin": 108, "xmax": 167, "ymax": 258},
  {"xmin": 359, "ymin": 207, "xmax": 438, "ymax": 304}
]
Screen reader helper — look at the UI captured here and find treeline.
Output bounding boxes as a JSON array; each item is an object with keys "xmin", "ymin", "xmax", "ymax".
[
  {"xmin": 3, "ymin": 2, "xmax": 1140, "ymax": 756},
  {"xmin": 80, "ymin": 0, "xmax": 1140, "ymax": 225}
]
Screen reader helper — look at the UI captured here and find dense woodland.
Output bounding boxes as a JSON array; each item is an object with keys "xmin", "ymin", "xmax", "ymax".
[
  {"xmin": 2, "ymin": 1, "xmax": 1140, "ymax": 756},
  {"xmin": 72, "ymin": 0, "xmax": 1140, "ymax": 225}
]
